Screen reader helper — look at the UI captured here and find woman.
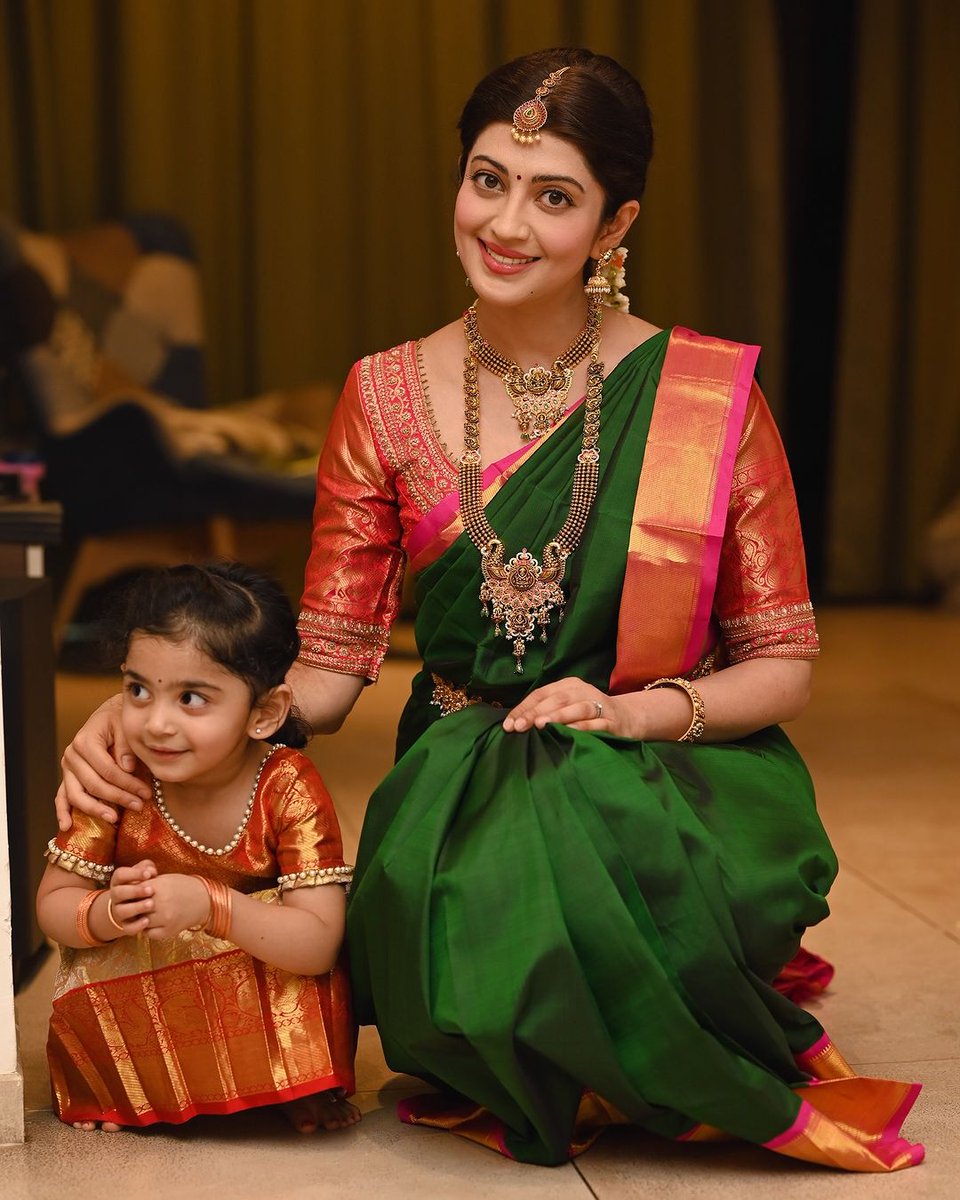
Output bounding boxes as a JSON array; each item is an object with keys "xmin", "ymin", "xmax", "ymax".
[{"xmin": 59, "ymin": 49, "xmax": 922, "ymax": 1171}]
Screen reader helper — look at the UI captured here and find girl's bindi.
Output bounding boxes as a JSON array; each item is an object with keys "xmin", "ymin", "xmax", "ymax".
[{"xmin": 516, "ymin": 174, "xmax": 522, "ymax": 181}]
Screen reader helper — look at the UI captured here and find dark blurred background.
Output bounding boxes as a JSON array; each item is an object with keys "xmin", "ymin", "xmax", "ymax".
[{"xmin": 1, "ymin": 0, "xmax": 958, "ymax": 601}]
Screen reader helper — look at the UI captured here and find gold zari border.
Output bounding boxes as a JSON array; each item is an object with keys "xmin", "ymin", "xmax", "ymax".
[
  {"xmin": 720, "ymin": 601, "xmax": 819, "ymax": 663},
  {"xmin": 297, "ymin": 609, "xmax": 390, "ymax": 678}
]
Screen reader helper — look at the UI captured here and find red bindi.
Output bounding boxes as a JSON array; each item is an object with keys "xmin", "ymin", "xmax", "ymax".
[{"xmin": 516, "ymin": 174, "xmax": 522, "ymax": 181}]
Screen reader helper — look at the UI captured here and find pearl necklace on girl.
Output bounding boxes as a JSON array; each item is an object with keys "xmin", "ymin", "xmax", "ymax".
[{"xmin": 151, "ymin": 746, "xmax": 276, "ymax": 856}]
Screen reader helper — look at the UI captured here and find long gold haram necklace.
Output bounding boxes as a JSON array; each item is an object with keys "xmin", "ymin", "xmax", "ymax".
[
  {"xmin": 464, "ymin": 300, "xmax": 602, "ymax": 440},
  {"xmin": 459, "ymin": 302, "xmax": 604, "ymax": 672}
]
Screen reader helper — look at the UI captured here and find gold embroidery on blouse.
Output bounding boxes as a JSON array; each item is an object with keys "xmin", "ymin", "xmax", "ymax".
[
  {"xmin": 719, "ymin": 600, "xmax": 815, "ymax": 632},
  {"xmin": 415, "ymin": 338, "xmax": 459, "ymax": 466},
  {"xmin": 357, "ymin": 345, "xmax": 456, "ymax": 518},
  {"xmin": 720, "ymin": 601, "xmax": 819, "ymax": 663},
  {"xmin": 297, "ymin": 610, "xmax": 390, "ymax": 677}
]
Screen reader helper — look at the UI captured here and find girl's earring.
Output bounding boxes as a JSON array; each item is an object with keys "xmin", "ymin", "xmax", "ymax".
[{"xmin": 255, "ymin": 726, "xmax": 262, "ymax": 735}]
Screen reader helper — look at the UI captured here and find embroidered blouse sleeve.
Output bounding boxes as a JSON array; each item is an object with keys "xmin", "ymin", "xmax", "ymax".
[
  {"xmin": 298, "ymin": 361, "xmax": 405, "ymax": 681},
  {"xmin": 271, "ymin": 752, "xmax": 353, "ymax": 892},
  {"xmin": 44, "ymin": 809, "xmax": 118, "ymax": 885},
  {"xmin": 714, "ymin": 381, "xmax": 820, "ymax": 663}
]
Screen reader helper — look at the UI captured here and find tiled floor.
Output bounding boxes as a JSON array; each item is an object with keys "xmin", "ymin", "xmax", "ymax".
[{"xmin": 3, "ymin": 607, "xmax": 958, "ymax": 1198}]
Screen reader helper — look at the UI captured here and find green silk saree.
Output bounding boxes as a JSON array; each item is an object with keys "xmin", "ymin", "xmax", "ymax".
[{"xmin": 346, "ymin": 330, "xmax": 921, "ymax": 1170}]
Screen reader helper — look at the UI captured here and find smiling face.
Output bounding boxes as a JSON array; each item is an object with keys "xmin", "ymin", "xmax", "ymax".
[
  {"xmin": 454, "ymin": 123, "xmax": 619, "ymax": 311},
  {"xmin": 120, "ymin": 633, "xmax": 260, "ymax": 789}
]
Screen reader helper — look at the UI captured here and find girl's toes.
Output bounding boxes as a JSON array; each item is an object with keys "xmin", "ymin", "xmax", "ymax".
[
  {"xmin": 281, "ymin": 1099, "xmax": 319, "ymax": 1134},
  {"xmin": 315, "ymin": 1093, "xmax": 361, "ymax": 1130}
]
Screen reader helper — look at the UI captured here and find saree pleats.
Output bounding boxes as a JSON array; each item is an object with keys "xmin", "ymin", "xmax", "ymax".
[
  {"xmin": 49, "ymin": 891, "xmax": 355, "ymax": 1127},
  {"xmin": 352, "ymin": 710, "xmax": 838, "ymax": 1163},
  {"xmin": 348, "ymin": 332, "xmax": 922, "ymax": 1169}
]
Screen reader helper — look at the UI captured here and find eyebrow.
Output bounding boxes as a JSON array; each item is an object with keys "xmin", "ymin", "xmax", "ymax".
[
  {"xmin": 470, "ymin": 154, "xmax": 586, "ymax": 194},
  {"xmin": 122, "ymin": 668, "xmax": 222, "ymax": 692}
]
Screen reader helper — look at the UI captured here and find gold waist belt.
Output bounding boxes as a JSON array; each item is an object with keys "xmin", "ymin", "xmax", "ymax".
[{"xmin": 429, "ymin": 673, "xmax": 505, "ymax": 719}]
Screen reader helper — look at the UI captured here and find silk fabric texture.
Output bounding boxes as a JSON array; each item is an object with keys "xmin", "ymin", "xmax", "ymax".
[
  {"xmin": 313, "ymin": 329, "xmax": 922, "ymax": 1170},
  {"xmin": 45, "ymin": 746, "xmax": 355, "ymax": 1127}
]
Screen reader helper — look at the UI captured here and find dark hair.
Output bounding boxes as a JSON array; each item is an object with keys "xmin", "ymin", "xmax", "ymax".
[
  {"xmin": 113, "ymin": 562, "xmax": 311, "ymax": 748},
  {"xmin": 458, "ymin": 48, "xmax": 654, "ymax": 219}
]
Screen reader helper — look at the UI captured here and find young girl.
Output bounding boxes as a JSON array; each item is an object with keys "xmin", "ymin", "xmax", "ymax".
[{"xmin": 37, "ymin": 562, "xmax": 358, "ymax": 1134}]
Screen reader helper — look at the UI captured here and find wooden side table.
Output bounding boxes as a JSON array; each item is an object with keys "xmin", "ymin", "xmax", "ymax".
[{"xmin": 0, "ymin": 501, "xmax": 61, "ymax": 579}]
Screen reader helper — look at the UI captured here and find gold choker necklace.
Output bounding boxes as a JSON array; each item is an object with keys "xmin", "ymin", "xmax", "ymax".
[
  {"xmin": 463, "ymin": 301, "xmax": 602, "ymax": 440},
  {"xmin": 459, "ymin": 307, "xmax": 604, "ymax": 672}
]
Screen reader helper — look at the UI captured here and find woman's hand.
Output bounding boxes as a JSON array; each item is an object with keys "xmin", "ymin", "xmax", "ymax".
[
  {"xmin": 501, "ymin": 659, "xmax": 814, "ymax": 744},
  {"xmin": 56, "ymin": 694, "xmax": 152, "ymax": 831},
  {"xmin": 107, "ymin": 859, "xmax": 159, "ymax": 937},
  {"xmin": 503, "ymin": 679, "xmax": 649, "ymax": 739},
  {"xmin": 141, "ymin": 872, "xmax": 211, "ymax": 941}
]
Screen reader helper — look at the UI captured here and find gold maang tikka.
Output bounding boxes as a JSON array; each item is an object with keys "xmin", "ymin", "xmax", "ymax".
[{"xmin": 512, "ymin": 66, "xmax": 570, "ymax": 144}]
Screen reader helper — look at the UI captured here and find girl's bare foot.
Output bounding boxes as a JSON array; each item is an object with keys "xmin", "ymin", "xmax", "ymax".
[
  {"xmin": 71, "ymin": 1120, "xmax": 123, "ymax": 1132},
  {"xmin": 282, "ymin": 1089, "xmax": 360, "ymax": 1133},
  {"xmin": 315, "ymin": 1090, "xmax": 361, "ymax": 1130}
]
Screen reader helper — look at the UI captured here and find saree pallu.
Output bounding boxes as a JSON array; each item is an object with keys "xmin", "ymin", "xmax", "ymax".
[{"xmin": 347, "ymin": 332, "xmax": 922, "ymax": 1170}]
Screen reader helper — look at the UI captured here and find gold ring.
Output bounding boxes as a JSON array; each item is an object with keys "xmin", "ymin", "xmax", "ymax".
[{"xmin": 594, "ymin": 700, "xmax": 603, "ymax": 719}]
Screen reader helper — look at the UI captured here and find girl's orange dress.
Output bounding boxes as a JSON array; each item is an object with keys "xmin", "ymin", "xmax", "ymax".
[{"xmin": 44, "ymin": 745, "xmax": 355, "ymax": 1127}]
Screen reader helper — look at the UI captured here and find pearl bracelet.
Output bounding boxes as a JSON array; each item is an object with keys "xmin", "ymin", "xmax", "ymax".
[{"xmin": 642, "ymin": 676, "xmax": 706, "ymax": 742}]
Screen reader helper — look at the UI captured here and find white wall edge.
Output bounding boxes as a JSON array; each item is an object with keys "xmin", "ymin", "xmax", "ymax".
[{"xmin": 0, "ymin": 628, "xmax": 26, "ymax": 1141}]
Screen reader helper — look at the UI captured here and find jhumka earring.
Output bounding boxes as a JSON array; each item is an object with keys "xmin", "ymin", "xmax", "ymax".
[
  {"xmin": 584, "ymin": 248, "xmax": 616, "ymax": 299},
  {"xmin": 512, "ymin": 66, "xmax": 571, "ymax": 144}
]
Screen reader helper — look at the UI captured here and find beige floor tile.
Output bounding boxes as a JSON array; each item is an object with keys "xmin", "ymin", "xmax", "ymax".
[
  {"xmin": 801, "ymin": 871, "xmax": 960, "ymax": 1064},
  {"xmin": 0, "ymin": 1103, "xmax": 590, "ymax": 1200}
]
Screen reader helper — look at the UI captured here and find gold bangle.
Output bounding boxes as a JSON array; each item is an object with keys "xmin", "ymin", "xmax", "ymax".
[
  {"xmin": 75, "ymin": 888, "xmax": 110, "ymax": 947},
  {"xmin": 642, "ymin": 676, "xmax": 706, "ymax": 742},
  {"xmin": 199, "ymin": 878, "xmax": 233, "ymax": 941},
  {"xmin": 105, "ymin": 895, "xmax": 126, "ymax": 935}
]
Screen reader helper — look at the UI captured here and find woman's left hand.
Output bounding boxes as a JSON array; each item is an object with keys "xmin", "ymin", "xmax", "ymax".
[{"xmin": 503, "ymin": 679, "xmax": 639, "ymax": 738}]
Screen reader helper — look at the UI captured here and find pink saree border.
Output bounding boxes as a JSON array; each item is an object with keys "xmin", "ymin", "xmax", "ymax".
[
  {"xmin": 406, "ymin": 441, "xmax": 530, "ymax": 567},
  {"xmin": 406, "ymin": 394, "xmax": 586, "ymax": 575}
]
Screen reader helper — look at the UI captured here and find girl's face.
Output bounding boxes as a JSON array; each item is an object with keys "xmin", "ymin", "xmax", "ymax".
[
  {"xmin": 454, "ymin": 123, "xmax": 612, "ymax": 311},
  {"xmin": 120, "ymin": 633, "xmax": 259, "ymax": 788}
]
